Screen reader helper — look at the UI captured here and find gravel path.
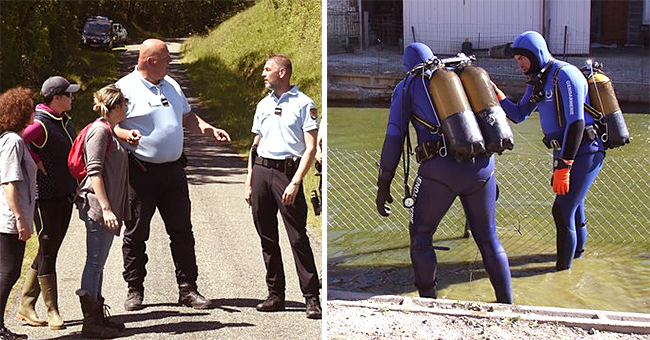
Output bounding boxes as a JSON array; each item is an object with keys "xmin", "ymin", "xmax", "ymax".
[
  {"xmin": 327, "ymin": 292, "xmax": 650, "ymax": 340},
  {"xmin": 5, "ymin": 41, "xmax": 322, "ymax": 340}
]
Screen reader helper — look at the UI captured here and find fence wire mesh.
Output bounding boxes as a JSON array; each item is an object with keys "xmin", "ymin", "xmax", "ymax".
[{"xmin": 327, "ymin": 148, "xmax": 650, "ymax": 257}]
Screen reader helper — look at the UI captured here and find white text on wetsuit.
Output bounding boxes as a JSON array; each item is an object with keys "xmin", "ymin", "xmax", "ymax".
[{"xmin": 565, "ymin": 80, "xmax": 574, "ymax": 116}]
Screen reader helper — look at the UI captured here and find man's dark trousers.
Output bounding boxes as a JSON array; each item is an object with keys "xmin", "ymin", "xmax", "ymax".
[
  {"xmin": 251, "ymin": 164, "xmax": 320, "ymax": 298},
  {"xmin": 122, "ymin": 157, "xmax": 198, "ymax": 289}
]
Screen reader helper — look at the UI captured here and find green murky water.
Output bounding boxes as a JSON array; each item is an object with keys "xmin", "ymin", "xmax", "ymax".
[
  {"xmin": 328, "ymin": 229, "xmax": 650, "ymax": 313},
  {"xmin": 328, "ymin": 108, "xmax": 650, "ymax": 313}
]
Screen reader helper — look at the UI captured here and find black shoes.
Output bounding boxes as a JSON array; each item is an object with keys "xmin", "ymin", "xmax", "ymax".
[
  {"xmin": 124, "ymin": 287, "xmax": 144, "ymax": 311},
  {"xmin": 178, "ymin": 283, "xmax": 212, "ymax": 309},
  {"xmin": 256, "ymin": 294, "xmax": 321, "ymax": 319},
  {"xmin": 125, "ymin": 284, "xmax": 211, "ymax": 311},
  {"xmin": 0, "ymin": 327, "xmax": 28, "ymax": 340},
  {"xmin": 305, "ymin": 296, "xmax": 322, "ymax": 319},
  {"xmin": 256, "ymin": 294, "xmax": 285, "ymax": 312}
]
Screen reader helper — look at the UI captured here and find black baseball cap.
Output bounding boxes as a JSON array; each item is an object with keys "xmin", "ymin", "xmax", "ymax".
[{"xmin": 41, "ymin": 76, "xmax": 80, "ymax": 98}]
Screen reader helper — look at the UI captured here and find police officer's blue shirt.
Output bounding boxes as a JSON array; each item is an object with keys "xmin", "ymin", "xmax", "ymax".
[
  {"xmin": 116, "ymin": 68, "xmax": 191, "ymax": 163},
  {"xmin": 252, "ymin": 85, "xmax": 319, "ymax": 160}
]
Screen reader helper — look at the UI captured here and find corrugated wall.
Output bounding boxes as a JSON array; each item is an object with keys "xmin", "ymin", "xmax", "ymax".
[
  {"xmin": 544, "ymin": 0, "xmax": 591, "ymax": 54},
  {"xmin": 402, "ymin": 0, "xmax": 589, "ymax": 55}
]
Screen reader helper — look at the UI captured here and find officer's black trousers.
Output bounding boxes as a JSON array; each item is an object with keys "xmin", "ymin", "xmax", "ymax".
[
  {"xmin": 122, "ymin": 157, "xmax": 198, "ymax": 289},
  {"xmin": 251, "ymin": 164, "xmax": 320, "ymax": 298}
]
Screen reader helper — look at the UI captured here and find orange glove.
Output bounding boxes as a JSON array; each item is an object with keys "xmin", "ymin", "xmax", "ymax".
[
  {"xmin": 552, "ymin": 158, "xmax": 574, "ymax": 195},
  {"xmin": 490, "ymin": 81, "xmax": 506, "ymax": 101}
]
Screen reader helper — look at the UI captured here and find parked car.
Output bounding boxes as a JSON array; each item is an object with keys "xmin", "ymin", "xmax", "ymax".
[{"xmin": 81, "ymin": 16, "xmax": 127, "ymax": 49}]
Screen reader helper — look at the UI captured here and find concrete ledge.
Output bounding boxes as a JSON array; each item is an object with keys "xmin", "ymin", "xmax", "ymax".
[
  {"xmin": 328, "ymin": 72, "xmax": 401, "ymax": 89},
  {"xmin": 328, "ymin": 289, "xmax": 650, "ymax": 335},
  {"xmin": 328, "ymin": 72, "xmax": 650, "ymax": 111}
]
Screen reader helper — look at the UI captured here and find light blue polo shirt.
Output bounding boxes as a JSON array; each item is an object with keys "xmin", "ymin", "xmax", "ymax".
[
  {"xmin": 252, "ymin": 86, "xmax": 319, "ymax": 160},
  {"xmin": 116, "ymin": 68, "xmax": 191, "ymax": 163}
]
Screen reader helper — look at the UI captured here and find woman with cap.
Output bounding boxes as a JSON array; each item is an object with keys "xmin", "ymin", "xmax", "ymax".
[
  {"xmin": 0, "ymin": 86, "xmax": 37, "ymax": 340},
  {"xmin": 494, "ymin": 31, "xmax": 605, "ymax": 270},
  {"xmin": 17, "ymin": 76, "xmax": 80, "ymax": 330}
]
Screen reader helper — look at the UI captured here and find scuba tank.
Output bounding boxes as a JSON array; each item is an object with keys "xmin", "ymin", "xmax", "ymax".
[
  {"xmin": 586, "ymin": 66, "xmax": 630, "ymax": 149},
  {"xmin": 458, "ymin": 65, "xmax": 514, "ymax": 154},
  {"xmin": 428, "ymin": 67, "xmax": 485, "ymax": 162}
]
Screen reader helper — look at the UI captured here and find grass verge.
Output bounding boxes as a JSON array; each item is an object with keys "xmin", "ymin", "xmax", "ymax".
[{"xmin": 181, "ymin": 0, "xmax": 322, "ymax": 233}]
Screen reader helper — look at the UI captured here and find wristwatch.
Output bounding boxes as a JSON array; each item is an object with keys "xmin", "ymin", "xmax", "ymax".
[{"xmin": 554, "ymin": 157, "xmax": 573, "ymax": 169}]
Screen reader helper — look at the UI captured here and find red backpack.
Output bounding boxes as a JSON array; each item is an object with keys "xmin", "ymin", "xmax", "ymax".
[{"xmin": 68, "ymin": 119, "xmax": 113, "ymax": 181}]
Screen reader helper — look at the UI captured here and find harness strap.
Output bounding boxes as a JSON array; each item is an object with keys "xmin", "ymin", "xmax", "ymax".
[
  {"xmin": 542, "ymin": 125, "xmax": 599, "ymax": 149},
  {"xmin": 554, "ymin": 65, "xmax": 607, "ymax": 126},
  {"xmin": 553, "ymin": 64, "xmax": 566, "ymax": 127},
  {"xmin": 584, "ymin": 102, "xmax": 605, "ymax": 122},
  {"xmin": 414, "ymin": 140, "xmax": 443, "ymax": 163},
  {"xmin": 410, "ymin": 112, "xmax": 438, "ymax": 132}
]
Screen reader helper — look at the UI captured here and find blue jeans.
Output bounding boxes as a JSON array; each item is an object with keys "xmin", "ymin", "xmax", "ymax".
[{"xmin": 80, "ymin": 212, "xmax": 115, "ymax": 300}]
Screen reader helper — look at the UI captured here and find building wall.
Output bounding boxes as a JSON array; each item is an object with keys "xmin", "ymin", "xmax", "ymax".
[
  {"xmin": 402, "ymin": 0, "xmax": 590, "ymax": 55},
  {"xmin": 544, "ymin": 0, "xmax": 591, "ymax": 53},
  {"xmin": 328, "ymin": 0, "xmax": 351, "ymax": 12},
  {"xmin": 628, "ymin": 0, "xmax": 645, "ymax": 45}
]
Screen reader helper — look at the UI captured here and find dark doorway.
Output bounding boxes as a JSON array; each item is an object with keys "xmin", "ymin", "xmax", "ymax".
[
  {"xmin": 361, "ymin": 0, "xmax": 403, "ymax": 50},
  {"xmin": 591, "ymin": 0, "xmax": 630, "ymax": 45}
]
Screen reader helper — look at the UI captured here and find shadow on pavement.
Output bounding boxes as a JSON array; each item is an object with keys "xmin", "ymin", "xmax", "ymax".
[
  {"xmin": 183, "ymin": 135, "xmax": 247, "ymax": 186},
  {"xmin": 43, "ymin": 310, "xmax": 253, "ymax": 339},
  {"xmin": 211, "ymin": 297, "xmax": 308, "ymax": 313}
]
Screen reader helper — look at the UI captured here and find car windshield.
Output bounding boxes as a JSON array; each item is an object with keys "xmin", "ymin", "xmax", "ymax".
[{"xmin": 84, "ymin": 21, "xmax": 111, "ymax": 35}]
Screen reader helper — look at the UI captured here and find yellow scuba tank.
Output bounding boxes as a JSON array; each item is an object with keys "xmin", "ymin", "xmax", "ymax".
[
  {"xmin": 458, "ymin": 66, "xmax": 514, "ymax": 155},
  {"xmin": 428, "ymin": 67, "xmax": 485, "ymax": 162},
  {"xmin": 588, "ymin": 72, "xmax": 630, "ymax": 148}
]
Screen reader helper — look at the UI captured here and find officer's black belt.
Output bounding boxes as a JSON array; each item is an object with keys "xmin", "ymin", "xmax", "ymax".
[
  {"xmin": 255, "ymin": 156, "xmax": 287, "ymax": 171},
  {"xmin": 542, "ymin": 125, "xmax": 599, "ymax": 150},
  {"xmin": 129, "ymin": 152, "xmax": 186, "ymax": 171},
  {"xmin": 415, "ymin": 140, "xmax": 443, "ymax": 163}
]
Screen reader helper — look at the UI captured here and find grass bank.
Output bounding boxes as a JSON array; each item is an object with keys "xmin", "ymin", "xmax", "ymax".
[{"xmin": 181, "ymin": 0, "xmax": 322, "ymax": 231}]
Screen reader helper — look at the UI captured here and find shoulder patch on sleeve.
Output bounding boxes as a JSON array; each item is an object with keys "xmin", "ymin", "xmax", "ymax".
[{"xmin": 310, "ymin": 107, "xmax": 318, "ymax": 120}]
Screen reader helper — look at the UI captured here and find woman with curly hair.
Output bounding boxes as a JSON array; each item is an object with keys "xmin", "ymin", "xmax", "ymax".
[{"xmin": 0, "ymin": 86, "xmax": 37, "ymax": 340}]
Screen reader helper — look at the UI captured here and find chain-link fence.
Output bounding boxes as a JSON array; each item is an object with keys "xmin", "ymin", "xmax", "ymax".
[{"xmin": 328, "ymin": 148, "xmax": 650, "ymax": 257}]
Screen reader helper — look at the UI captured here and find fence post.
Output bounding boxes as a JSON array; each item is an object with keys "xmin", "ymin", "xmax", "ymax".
[{"xmin": 563, "ymin": 25, "xmax": 568, "ymax": 61}]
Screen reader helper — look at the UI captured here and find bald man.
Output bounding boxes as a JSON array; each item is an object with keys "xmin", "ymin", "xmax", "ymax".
[{"xmin": 115, "ymin": 39, "xmax": 230, "ymax": 311}]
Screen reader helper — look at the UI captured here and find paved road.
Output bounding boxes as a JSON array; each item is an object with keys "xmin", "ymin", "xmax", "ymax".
[{"xmin": 6, "ymin": 41, "xmax": 322, "ymax": 339}]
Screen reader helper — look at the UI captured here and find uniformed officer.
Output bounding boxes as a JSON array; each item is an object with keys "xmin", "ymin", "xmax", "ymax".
[
  {"xmin": 495, "ymin": 31, "xmax": 605, "ymax": 270},
  {"xmin": 376, "ymin": 42, "xmax": 513, "ymax": 304},
  {"xmin": 114, "ymin": 39, "xmax": 230, "ymax": 311},
  {"xmin": 244, "ymin": 54, "xmax": 321, "ymax": 319}
]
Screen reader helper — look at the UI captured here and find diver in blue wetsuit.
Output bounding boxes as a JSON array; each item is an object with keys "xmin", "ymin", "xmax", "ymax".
[
  {"xmin": 495, "ymin": 31, "xmax": 606, "ymax": 271},
  {"xmin": 375, "ymin": 42, "xmax": 513, "ymax": 303}
]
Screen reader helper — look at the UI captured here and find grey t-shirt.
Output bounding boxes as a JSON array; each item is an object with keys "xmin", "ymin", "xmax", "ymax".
[
  {"xmin": 75, "ymin": 120, "xmax": 130, "ymax": 234},
  {"xmin": 0, "ymin": 131, "xmax": 37, "ymax": 234}
]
